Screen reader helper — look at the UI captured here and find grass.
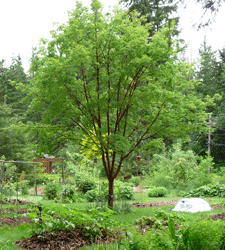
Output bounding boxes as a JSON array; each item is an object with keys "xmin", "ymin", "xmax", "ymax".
[
  {"xmin": 0, "ymin": 224, "xmax": 31, "ymax": 250},
  {"xmin": 0, "ymin": 192, "xmax": 225, "ymax": 250}
]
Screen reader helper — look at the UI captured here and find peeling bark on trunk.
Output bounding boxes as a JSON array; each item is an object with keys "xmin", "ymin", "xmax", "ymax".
[{"xmin": 108, "ymin": 177, "xmax": 114, "ymax": 209}]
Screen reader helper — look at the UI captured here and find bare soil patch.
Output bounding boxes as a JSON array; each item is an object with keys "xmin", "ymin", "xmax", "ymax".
[
  {"xmin": 0, "ymin": 216, "xmax": 32, "ymax": 227},
  {"xmin": 29, "ymin": 186, "xmax": 44, "ymax": 196}
]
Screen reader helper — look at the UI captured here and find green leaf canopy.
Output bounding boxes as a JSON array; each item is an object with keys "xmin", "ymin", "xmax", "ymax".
[{"xmin": 27, "ymin": 0, "xmax": 208, "ymax": 192}]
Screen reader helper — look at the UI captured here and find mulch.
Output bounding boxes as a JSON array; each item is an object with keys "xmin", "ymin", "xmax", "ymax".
[
  {"xmin": 132, "ymin": 200, "xmax": 179, "ymax": 208},
  {"xmin": 0, "ymin": 215, "xmax": 32, "ymax": 227},
  {"xmin": 1, "ymin": 207, "xmax": 28, "ymax": 215},
  {"xmin": 15, "ymin": 225, "xmax": 116, "ymax": 250},
  {"xmin": 0, "ymin": 199, "xmax": 34, "ymax": 205},
  {"xmin": 131, "ymin": 200, "xmax": 225, "ymax": 210},
  {"xmin": 209, "ymin": 212, "xmax": 225, "ymax": 221}
]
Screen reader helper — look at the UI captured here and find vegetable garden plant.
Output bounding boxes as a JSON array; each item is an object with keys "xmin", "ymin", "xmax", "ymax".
[{"xmin": 0, "ymin": 190, "xmax": 225, "ymax": 250}]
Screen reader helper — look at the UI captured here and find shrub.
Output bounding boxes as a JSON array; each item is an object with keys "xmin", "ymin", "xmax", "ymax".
[
  {"xmin": 85, "ymin": 189, "xmax": 101, "ymax": 202},
  {"xmin": 75, "ymin": 174, "xmax": 96, "ymax": 193},
  {"xmin": 85, "ymin": 181, "xmax": 134, "ymax": 202},
  {"xmin": 147, "ymin": 187, "xmax": 168, "ymax": 197},
  {"xmin": 128, "ymin": 176, "xmax": 141, "ymax": 187},
  {"xmin": 60, "ymin": 185, "xmax": 75, "ymax": 202},
  {"xmin": 186, "ymin": 173, "xmax": 214, "ymax": 191},
  {"xmin": 36, "ymin": 173, "xmax": 59, "ymax": 185},
  {"xmin": 44, "ymin": 182, "xmax": 61, "ymax": 200},
  {"xmin": 179, "ymin": 219, "xmax": 224, "ymax": 250},
  {"xmin": 218, "ymin": 174, "xmax": 225, "ymax": 184},
  {"xmin": 151, "ymin": 172, "xmax": 173, "ymax": 189},
  {"xmin": 117, "ymin": 185, "xmax": 134, "ymax": 200},
  {"xmin": 185, "ymin": 184, "xmax": 225, "ymax": 198},
  {"xmin": 2, "ymin": 183, "xmax": 16, "ymax": 196}
]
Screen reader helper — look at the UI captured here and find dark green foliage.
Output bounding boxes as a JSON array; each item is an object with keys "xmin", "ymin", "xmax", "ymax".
[
  {"xmin": 117, "ymin": 184, "xmax": 134, "ymax": 200},
  {"xmin": 2, "ymin": 183, "xmax": 16, "ymax": 197},
  {"xmin": 0, "ymin": 57, "xmax": 29, "ymax": 161},
  {"xmin": 60, "ymin": 185, "xmax": 76, "ymax": 202},
  {"xmin": 44, "ymin": 182, "xmax": 61, "ymax": 200},
  {"xmin": 85, "ymin": 182, "xmax": 134, "ymax": 202},
  {"xmin": 121, "ymin": 0, "xmax": 179, "ymax": 38},
  {"xmin": 75, "ymin": 174, "xmax": 97, "ymax": 193},
  {"xmin": 29, "ymin": 205, "xmax": 117, "ymax": 240},
  {"xmin": 147, "ymin": 187, "xmax": 168, "ymax": 197},
  {"xmin": 135, "ymin": 215, "xmax": 161, "ymax": 228},
  {"xmin": 0, "ymin": 104, "xmax": 25, "ymax": 160},
  {"xmin": 85, "ymin": 189, "xmax": 101, "ymax": 202},
  {"xmin": 184, "ymin": 183, "xmax": 225, "ymax": 197},
  {"xmin": 179, "ymin": 220, "xmax": 225, "ymax": 250},
  {"xmin": 194, "ymin": 42, "xmax": 225, "ymax": 167}
]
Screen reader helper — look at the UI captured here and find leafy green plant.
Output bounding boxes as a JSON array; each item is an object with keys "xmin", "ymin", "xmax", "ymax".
[
  {"xmin": 36, "ymin": 173, "xmax": 60, "ymax": 185},
  {"xmin": 15, "ymin": 180, "xmax": 30, "ymax": 195},
  {"xmin": 29, "ymin": 204, "xmax": 118, "ymax": 242},
  {"xmin": 179, "ymin": 219, "xmax": 225, "ymax": 250},
  {"xmin": 184, "ymin": 183, "xmax": 225, "ymax": 197},
  {"xmin": 75, "ymin": 173, "xmax": 97, "ymax": 193},
  {"xmin": 147, "ymin": 187, "xmax": 168, "ymax": 197},
  {"xmin": 85, "ymin": 189, "xmax": 101, "ymax": 202},
  {"xmin": 128, "ymin": 176, "xmax": 141, "ymax": 187},
  {"xmin": 2, "ymin": 182, "xmax": 16, "ymax": 196},
  {"xmin": 124, "ymin": 231, "xmax": 151, "ymax": 250},
  {"xmin": 151, "ymin": 172, "xmax": 173, "ymax": 189},
  {"xmin": 44, "ymin": 182, "xmax": 61, "ymax": 200},
  {"xmin": 112, "ymin": 202, "xmax": 133, "ymax": 214},
  {"xmin": 60, "ymin": 185, "xmax": 75, "ymax": 202},
  {"xmin": 85, "ymin": 181, "xmax": 134, "ymax": 202},
  {"xmin": 135, "ymin": 216, "xmax": 162, "ymax": 229},
  {"xmin": 117, "ymin": 185, "xmax": 134, "ymax": 200}
]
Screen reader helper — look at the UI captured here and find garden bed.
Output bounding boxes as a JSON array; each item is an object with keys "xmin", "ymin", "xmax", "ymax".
[
  {"xmin": 132, "ymin": 200, "xmax": 179, "ymax": 208},
  {"xmin": 0, "ymin": 198, "xmax": 224, "ymax": 249},
  {"xmin": 15, "ymin": 226, "xmax": 117, "ymax": 250}
]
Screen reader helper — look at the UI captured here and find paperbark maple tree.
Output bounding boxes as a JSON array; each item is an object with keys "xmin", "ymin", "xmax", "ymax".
[{"xmin": 26, "ymin": 0, "xmax": 210, "ymax": 208}]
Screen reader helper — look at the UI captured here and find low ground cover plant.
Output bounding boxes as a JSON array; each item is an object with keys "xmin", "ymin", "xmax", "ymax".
[
  {"xmin": 182, "ymin": 183, "xmax": 225, "ymax": 197},
  {"xmin": 147, "ymin": 187, "xmax": 168, "ymax": 197},
  {"xmin": 28, "ymin": 203, "xmax": 118, "ymax": 240}
]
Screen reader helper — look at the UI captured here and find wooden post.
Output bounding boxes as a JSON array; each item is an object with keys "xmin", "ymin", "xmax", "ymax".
[
  {"xmin": 34, "ymin": 163, "xmax": 37, "ymax": 196},
  {"xmin": 16, "ymin": 163, "xmax": 19, "ymax": 218},
  {"xmin": 0, "ymin": 161, "xmax": 3, "ymax": 226},
  {"xmin": 62, "ymin": 161, "xmax": 65, "ymax": 182}
]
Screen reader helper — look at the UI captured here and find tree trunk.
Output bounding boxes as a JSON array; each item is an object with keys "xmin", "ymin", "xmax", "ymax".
[{"xmin": 108, "ymin": 177, "xmax": 114, "ymax": 209}]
